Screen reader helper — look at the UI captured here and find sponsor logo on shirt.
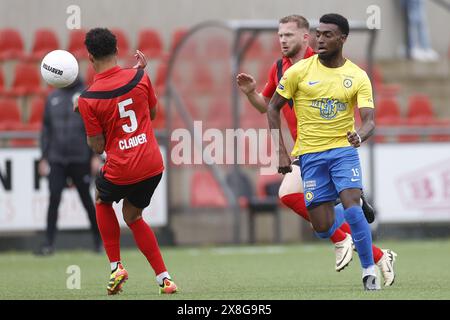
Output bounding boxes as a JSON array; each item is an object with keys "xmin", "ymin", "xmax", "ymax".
[
  {"xmin": 304, "ymin": 180, "xmax": 317, "ymax": 189},
  {"xmin": 311, "ymin": 98, "xmax": 348, "ymax": 120}
]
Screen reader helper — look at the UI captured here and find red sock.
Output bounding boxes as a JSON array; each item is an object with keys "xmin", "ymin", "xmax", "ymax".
[
  {"xmin": 372, "ymin": 245, "xmax": 384, "ymax": 263},
  {"xmin": 338, "ymin": 222, "xmax": 351, "ymax": 234},
  {"xmin": 96, "ymin": 203, "xmax": 121, "ymax": 262},
  {"xmin": 329, "ymin": 228, "xmax": 348, "ymax": 243},
  {"xmin": 280, "ymin": 193, "xmax": 310, "ymax": 221},
  {"xmin": 127, "ymin": 218, "xmax": 167, "ymax": 275}
]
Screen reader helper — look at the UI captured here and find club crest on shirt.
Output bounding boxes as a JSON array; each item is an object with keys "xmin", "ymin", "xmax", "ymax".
[
  {"xmin": 305, "ymin": 191, "xmax": 314, "ymax": 201},
  {"xmin": 311, "ymin": 98, "xmax": 348, "ymax": 120},
  {"xmin": 343, "ymin": 78, "xmax": 352, "ymax": 88}
]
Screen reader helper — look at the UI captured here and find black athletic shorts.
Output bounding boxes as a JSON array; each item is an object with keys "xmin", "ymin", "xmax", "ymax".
[{"xmin": 95, "ymin": 171, "xmax": 163, "ymax": 209}]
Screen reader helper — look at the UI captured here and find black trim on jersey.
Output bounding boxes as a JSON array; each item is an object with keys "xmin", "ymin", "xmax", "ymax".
[
  {"xmin": 276, "ymin": 58, "xmax": 294, "ymax": 109},
  {"xmin": 80, "ymin": 69, "xmax": 144, "ymax": 99}
]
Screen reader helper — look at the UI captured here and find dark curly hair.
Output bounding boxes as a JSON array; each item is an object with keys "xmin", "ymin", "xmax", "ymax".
[
  {"xmin": 84, "ymin": 28, "xmax": 117, "ymax": 59},
  {"xmin": 319, "ymin": 13, "xmax": 349, "ymax": 36}
]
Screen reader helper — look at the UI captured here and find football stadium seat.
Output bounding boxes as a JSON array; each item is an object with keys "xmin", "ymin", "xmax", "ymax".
[
  {"xmin": 67, "ymin": 29, "xmax": 88, "ymax": 60},
  {"xmin": 190, "ymin": 63, "xmax": 214, "ymax": 93},
  {"xmin": 0, "ymin": 97, "xmax": 23, "ymax": 130},
  {"xmin": 170, "ymin": 28, "xmax": 198, "ymax": 59},
  {"xmin": 190, "ymin": 169, "xmax": 227, "ymax": 208},
  {"xmin": 239, "ymin": 33, "xmax": 264, "ymax": 60},
  {"xmin": 154, "ymin": 60, "xmax": 184, "ymax": 95},
  {"xmin": 110, "ymin": 28, "xmax": 130, "ymax": 58},
  {"xmin": 205, "ymin": 97, "xmax": 232, "ymax": 129},
  {"xmin": 405, "ymin": 94, "xmax": 449, "ymax": 142},
  {"xmin": 0, "ymin": 66, "xmax": 5, "ymax": 95},
  {"xmin": 359, "ymin": 63, "xmax": 401, "ymax": 98},
  {"xmin": 406, "ymin": 94, "xmax": 434, "ymax": 122},
  {"xmin": 226, "ymin": 169, "xmax": 281, "ymax": 243},
  {"xmin": 26, "ymin": 96, "xmax": 45, "ymax": 131},
  {"xmin": 137, "ymin": 29, "xmax": 163, "ymax": 59},
  {"xmin": 205, "ymin": 35, "xmax": 230, "ymax": 60},
  {"xmin": 0, "ymin": 28, "xmax": 25, "ymax": 60},
  {"xmin": 8, "ymin": 62, "xmax": 44, "ymax": 96},
  {"xmin": 170, "ymin": 28, "xmax": 187, "ymax": 51},
  {"xmin": 241, "ymin": 99, "xmax": 267, "ymax": 129},
  {"xmin": 374, "ymin": 97, "xmax": 402, "ymax": 143},
  {"xmin": 29, "ymin": 28, "xmax": 59, "ymax": 61}
]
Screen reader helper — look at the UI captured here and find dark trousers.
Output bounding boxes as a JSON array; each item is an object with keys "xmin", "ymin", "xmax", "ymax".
[{"xmin": 46, "ymin": 162, "xmax": 101, "ymax": 247}]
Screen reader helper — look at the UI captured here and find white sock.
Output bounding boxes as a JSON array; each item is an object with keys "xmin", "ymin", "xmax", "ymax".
[
  {"xmin": 362, "ymin": 264, "xmax": 376, "ymax": 278},
  {"xmin": 110, "ymin": 261, "xmax": 120, "ymax": 271},
  {"xmin": 156, "ymin": 271, "xmax": 171, "ymax": 285}
]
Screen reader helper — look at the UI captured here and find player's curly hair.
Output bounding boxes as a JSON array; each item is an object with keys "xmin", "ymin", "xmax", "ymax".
[
  {"xmin": 84, "ymin": 28, "xmax": 117, "ymax": 59},
  {"xmin": 319, "ymin": 13, "xmax": 350, "ymax": 36}
]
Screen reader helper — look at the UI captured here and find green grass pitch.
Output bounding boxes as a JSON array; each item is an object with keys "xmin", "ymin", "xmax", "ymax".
[{"xmin": 1, "ymin": 239, "xmax": 449, "ymax": 300}]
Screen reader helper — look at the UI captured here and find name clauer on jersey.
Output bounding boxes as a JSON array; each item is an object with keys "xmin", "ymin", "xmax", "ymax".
[
  {"xmin": 311, "ymin": 98, "xmax": 348, "ymax": 120},
  {"xmin": 119, "ymin": 133, "xmax": 147, "ymax": 150}
]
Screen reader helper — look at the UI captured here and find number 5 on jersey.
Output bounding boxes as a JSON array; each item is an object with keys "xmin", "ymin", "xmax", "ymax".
[{"xmin": 118, "ymin": 98, "xmax": 138, "ymax": 133}]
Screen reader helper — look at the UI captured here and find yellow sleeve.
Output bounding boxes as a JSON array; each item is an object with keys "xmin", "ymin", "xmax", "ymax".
[
  {"xmin": 357, "ymin": 72, "xmax": 375, "ymax": 109},
  {"xmin": 275, "ymin": 66, "xmax": 298, "ymax": 100}
]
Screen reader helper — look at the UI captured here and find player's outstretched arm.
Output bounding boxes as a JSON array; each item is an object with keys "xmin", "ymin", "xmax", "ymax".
[
  {"xmin": 268, "ymin": 92, "xmax": 292, "ymax": 174},
  {"xmin": 347, "ymin": 107, "xmax": 375, "ymax": 147},
  {"xmin": 236, "ymin": 73, "xmax": 270, "ymax": 113}
]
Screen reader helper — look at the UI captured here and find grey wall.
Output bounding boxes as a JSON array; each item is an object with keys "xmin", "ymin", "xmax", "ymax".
[{"xmin": 0, "ymin": 0, "xmax": 448, "ymax": 60}]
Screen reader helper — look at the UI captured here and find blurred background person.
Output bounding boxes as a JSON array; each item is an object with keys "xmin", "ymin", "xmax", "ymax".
[
  {"xmin": 35, "ymin": 76, "xmax": 102, "ymax": 256},
  {"xmin": 402, "ymin": 0, "xmax": 439, "ymax": 61}
]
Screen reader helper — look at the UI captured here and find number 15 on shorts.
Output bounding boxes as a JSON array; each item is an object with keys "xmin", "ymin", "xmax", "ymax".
[{"xmin": 351, "ymin": 168, "xmax": 360, "ymax": 182}]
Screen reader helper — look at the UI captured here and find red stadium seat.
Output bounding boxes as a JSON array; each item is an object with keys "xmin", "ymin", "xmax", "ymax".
[
  {"xmin": 375, "ymin": 97, "xmax": 402, "ymax": 125},
  {"xmin": 27, "ymin": 96, "xmax": 46, "ymax": 131},
  {"xmin": 110, "ymin": 28, "xmax": 130, "ymax": 58},
  {"xmin": 137, "ymin": 29, "xmax": 163, "ymax": 59},
  {"xmin": 239, "ymin": 33, "xmax": 264, "ymax": 60},
  {"xmin": 190, "ymin": 63, "xmax": 214, "ymax": 93},
  {"xmin": 169, "ymin": 28, "xmax": 188, "ymax": 52},
  {"xmin": 154, "ymin": 61, "xmax": 168, "ymax": 94},
  {"xmin": 205, "ymin": 35, "xmax": 230, "ymax": 59},
  {"xmin": 170, "ymin": 28, "xmax": 198, "ymax": 59},
  {"xmin": 0, "ymin": 98, "xmax": 24, "ymax": 130},
  {"xmin": 0, "ymin": 66, "xmax": 5, "ymax": 95},
  {"xmin": 154, "ymin": 60, "xmax": 183, "ymax": 95},
  {"xmin": 0, "ymin": 28, "xmax": 25, "ymax": 60},
  {"xmin": 29, "ymin": 29, "xmax": 59, "ymax": 61},
  {"xmin": 374, "ymin": 97, "xmax": 403, "ymax": 143},
  {"xmin": 8, "ymin": 62, "xmax": 44, "ymax": 96},
  {"xmin": 67, "ymin": 29, "xmax": 88, "ymax": 60},
  {"xmin": 241, "ymin": 100, "xmax": 267, "ymax": 129},
  {"xmin": 359, "ymin": 63, "xmax": 401, "ymax": 98},
  {"xmin": 190, "ymin": 169, "xmax": 227, "ymax": 208},
  {"xmin": 406, "ymin": 94, "xmax": 434, "ymax": 121},
  {"xmin": 404, "ymin": 94, "xmax": 449, "ymax": 142},
  {"xmin": 205, "ymin": 97, "xmax": 232, "ymax": 129}
]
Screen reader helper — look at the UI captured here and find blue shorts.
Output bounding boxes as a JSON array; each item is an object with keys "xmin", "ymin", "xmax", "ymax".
[{"xmin": 299, "ymin": 147, "xmax": 363, "ymax": 208}]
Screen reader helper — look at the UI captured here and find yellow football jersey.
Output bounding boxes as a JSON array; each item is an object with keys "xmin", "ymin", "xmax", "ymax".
[{"xmin": 276, "ymin": 54, "xmax": 374, "ymax": 156}]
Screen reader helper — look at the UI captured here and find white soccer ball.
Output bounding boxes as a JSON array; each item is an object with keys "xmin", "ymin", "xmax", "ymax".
[{"xmin": 40, "ymin": 50, "xmax": 79, "ymax": 88}]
